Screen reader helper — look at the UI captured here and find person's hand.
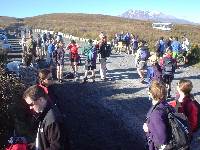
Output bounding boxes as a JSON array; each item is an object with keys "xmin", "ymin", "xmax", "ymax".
[
  {"xmin": 159, "ymin": 145, "xmax": 166, "ymax": 150},
  {"xmin": 143, "ymin": 123, "xmax": 149, "ymax": 132}
]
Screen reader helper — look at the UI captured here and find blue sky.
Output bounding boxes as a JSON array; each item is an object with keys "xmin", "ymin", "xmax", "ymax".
[{"xmin": 1, "ymin": 0, "xmax": 200, "ymax": 23}]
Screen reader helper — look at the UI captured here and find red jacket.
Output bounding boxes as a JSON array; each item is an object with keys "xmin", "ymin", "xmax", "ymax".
[
  {"xmin": 179, "ymin": 96, "xmax": 199, "ymax": 132},
  {"xmin": 169, "ymin": 96, "xmax": 199, "ymax": 132},
  {"xmin": 67, "ymin": 43, "xmax": 79, "ymax": 54}
]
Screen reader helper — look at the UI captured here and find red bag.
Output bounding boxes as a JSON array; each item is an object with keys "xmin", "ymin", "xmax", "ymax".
[{"xmin": 6, "ymin": 143, "xmax": 27, "ymax": 150}]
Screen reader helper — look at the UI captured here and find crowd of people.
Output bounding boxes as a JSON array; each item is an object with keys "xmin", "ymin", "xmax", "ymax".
[
  {"xmin": 18, "ymin": 31, "xmax": 112, "ymax": 84},
  {"xmin": 11, "ymin": 30, "xmax": 199, "ymax": 150}
]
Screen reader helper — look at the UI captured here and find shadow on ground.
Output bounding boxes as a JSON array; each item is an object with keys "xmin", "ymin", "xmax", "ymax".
[{"xmin": 51, "ymin": 80, "xmax": 151, "ymax": 150}]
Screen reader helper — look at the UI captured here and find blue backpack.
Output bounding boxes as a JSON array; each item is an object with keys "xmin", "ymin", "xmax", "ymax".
[
  {"xmin": 87, "ymin": 46, "xmax": 97, "ymax": 61},
  {"xmin": 139, "ymin": 48, "xmax": 149, "ymax": 61},
  {"xmin": 157, "ymin": 40, "xmax": 165, "ymax": 53},
  {"xmin": 147, "ymin": 64, "xmax": 162, "ymax": 84}
]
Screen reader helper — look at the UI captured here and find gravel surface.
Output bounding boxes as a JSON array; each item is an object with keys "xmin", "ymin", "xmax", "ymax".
[{"xmin": 52, "ymin": 51, "xmax": 200, "ymax": 150}]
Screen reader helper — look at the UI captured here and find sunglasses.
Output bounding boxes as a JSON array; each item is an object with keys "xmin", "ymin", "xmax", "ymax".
[{"xmin": 46, "ymin": 76, "xmax": 53, "ymax": 80}]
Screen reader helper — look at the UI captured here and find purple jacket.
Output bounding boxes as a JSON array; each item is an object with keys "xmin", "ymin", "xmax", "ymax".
[{"xmin": 146, "ymin": 101, "xmax": 170, "ymax": 150}]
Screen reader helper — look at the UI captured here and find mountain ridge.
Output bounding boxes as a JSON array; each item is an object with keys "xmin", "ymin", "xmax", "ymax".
[{"xmin": 119, "ymin": 9, "xmax": 196, "ymax": 25}]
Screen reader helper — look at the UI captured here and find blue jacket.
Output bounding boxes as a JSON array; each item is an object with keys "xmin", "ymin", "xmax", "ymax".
[
  {"xmin": 159, "ymin": 40, "xmax": 165, "ymax": 53},
  {"xmin": 48, "ymin": 43, "xmax": 55, "ymax": 54},
  {"xmin": 171, "ymin": 41, "xmax": 181, "ymax": 53},
  {"xmin": 146, "ymin": 63, "xmax": 162, "ymax": 86},
  {"xmin": 146, "ymin": 101, "xmax": 171, "ymax": 150}
]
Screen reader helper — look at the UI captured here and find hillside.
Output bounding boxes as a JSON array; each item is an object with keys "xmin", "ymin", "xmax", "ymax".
[
  {"xmin": 0, "ymin": 16, "xmax": 22, "ymax": 28},
  {"xmin": 1, "ymin": 13, "xmax": 200, "ymax": 48}
]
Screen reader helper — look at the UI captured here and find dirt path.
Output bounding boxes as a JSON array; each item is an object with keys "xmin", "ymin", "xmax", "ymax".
[{"xmin": 54, "ymin": 52, "xmax": 200, "ymax": 150}]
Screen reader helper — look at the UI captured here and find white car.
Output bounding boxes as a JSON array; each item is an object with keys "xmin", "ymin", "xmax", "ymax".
[{"xmin": 0, "ymin": 34, "xmax": 12, "ymax": 52}]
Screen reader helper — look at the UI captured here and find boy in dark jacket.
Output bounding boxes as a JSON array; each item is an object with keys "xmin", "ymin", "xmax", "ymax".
[{"xmin": 23, "ymin": 85, "xmax": 70, "ymax": 150}]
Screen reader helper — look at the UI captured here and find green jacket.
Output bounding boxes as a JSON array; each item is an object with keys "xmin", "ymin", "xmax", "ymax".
[{"xmin": 82, "ymin": 43, "xmax": 94, "ymax": 60}]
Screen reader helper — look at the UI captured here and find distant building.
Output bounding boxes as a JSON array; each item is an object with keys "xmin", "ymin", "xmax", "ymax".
[{"xmin": 152, "ymin": 22, "xmax": 173, "ymax": 31}]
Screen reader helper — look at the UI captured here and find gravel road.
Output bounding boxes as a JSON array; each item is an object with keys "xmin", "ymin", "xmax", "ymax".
[{"xmin": 52, "ymin": 51, "xmax": 200, "ymax": 150}]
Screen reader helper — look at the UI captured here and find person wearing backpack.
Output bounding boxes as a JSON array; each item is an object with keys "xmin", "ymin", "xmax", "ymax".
[
  {"xmin": 160, "ymin": 48, "xmax": 176, "ymax": 98},
  {"xmin": 123, "ymin": 32, "xmax": 131, "ymax": 54},
  {"xmin": 131, "ymin": 35, "xmax": 139, "ymax": 55},
  {"xmin": 54, "ymin": 42, "xmax": 65, "ymax": 83},
  {"xmin": 81, "ymin": 39, "xmax": 97, "ymax": 83},
  {"xmin": 171, "ymin": 37, "xmax": 182, "ymax": 59},
  {"xmin": 97, "ymin": 32, "xmax": 108, "ymax": 80},
  {"xmin": 25, "ymin": 35, "xmax": 37, "ymax": 64},
  {"xmin": 67, "ymin": 40, "xmax": 80, "ymax": 79},
  {"xmin": 46, "ymin": 38, "xmax": 55, "ymax": 65},
  {"xmin": 42, "ymin": 32, "xmax": 47, "ymax": 56},
  {"xmin": 155, "ymin": 37, "xmax": 166, "ymax": 57},
  {"xmin": 143, "ymin": 80, "xmax": 172, "ymax": 150},
  {"xmin": 169, "ymin": 79, "xmax": 199, "ymax": 133},
  {"xmin": 36, "ymin": 34, "xmax": 43, "ymax": 60},
  {"xmin": 143, "ymin": 80, "xmax": 191, "ymax": 150},
  {"xmin": 46, "ymin": 38, "xmax": 57, "ymax": 79},
  {"xmin": 146, "ymin": 54, "xmax": 162, "ymax": 86},
  {"xmin": 135, "ymin": 40, "xmax": 150, "ymax": 83}
]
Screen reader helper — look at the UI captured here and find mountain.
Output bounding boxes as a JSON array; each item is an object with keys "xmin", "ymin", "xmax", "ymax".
[{"xmin": 119, "ymin": 10, "xmax": 194, "ymax": 24}]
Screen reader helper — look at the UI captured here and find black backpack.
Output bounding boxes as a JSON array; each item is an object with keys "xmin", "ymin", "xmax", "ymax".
[
  {"xmin": 104, "ymin": 44, "xmax": 112, "ymax": 57},
  {"xmin": 162, "ymin": 57, "xmax": 174, "ymax": 76},
  {"xmin": 164, "ymin": 107, "xmax": 191, "ymax": 150},
  {"xmin": 99, "ymin": 43, "xmax": 111, "ymax": 58}
]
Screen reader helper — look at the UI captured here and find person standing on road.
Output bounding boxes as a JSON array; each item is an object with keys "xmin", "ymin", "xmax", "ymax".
[
  {"xmin": 159, "ymin": 48, "xmax": 176, "ymax": 98},
  {"xmin": 169, "ymin": 79, "xmax": 199, "ymax": 133},
  {"xmin": 81, "ymin": 39, "xmax": 97, "ymax": 83},
  {"xmin": 54, "ymin": 42, "xmax": 65, "ymax": 83},
  {"xmin": 67, "ymin": 40, "xmax": 80, "ymax": 79},
  {"xmin": 97, "ymin": 32, "xmax": 108, "ymax": 80},
  {"xmin": 23, "ymin": 85, "xmax": 70, "ymax": 150},
  {"xmin": 19, "ymin": 35, "xmax": 27, "ymax": 64},
  {"xmin": 25, "ymin": 35, "xmax": 37, "ymax": 64},
  {"xmin": 36, "ymin": 33, "xmax": 43, "ymax": 60},
  {"xmin": 135, "ymin": 40, "xmax": 150, "ymax": 83},
  {"xmin": 171, "ymin": 37, "xmax": 182, "ymax": 59},
  {"xmin": 143, "ymin": 80, "xmax": 171, "ymax": 150}
]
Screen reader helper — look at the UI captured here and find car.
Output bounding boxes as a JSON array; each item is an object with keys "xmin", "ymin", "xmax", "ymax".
[{"xmin": 0, "ymin": 34, "xmax": 12, "ymax": 52}]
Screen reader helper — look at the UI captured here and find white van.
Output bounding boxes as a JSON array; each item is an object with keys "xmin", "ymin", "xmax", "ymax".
[{"xmin": 152, "ymin": 23, "xmax": 173, "ymax": 31}]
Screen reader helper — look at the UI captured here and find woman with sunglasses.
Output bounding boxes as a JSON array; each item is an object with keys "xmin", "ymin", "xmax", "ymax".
[{"xmin": 23, "ymin": 85, "xmax": 70, "ymax": 150}]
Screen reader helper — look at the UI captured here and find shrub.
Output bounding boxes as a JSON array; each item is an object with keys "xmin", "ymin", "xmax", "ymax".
[
  {"xmin": 187, "ymin": 44, "xmax": 200, "ymax": 65},
  {"xmin": 0, "ymin": 65, "xmax": 33, "ymax": 149}
]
